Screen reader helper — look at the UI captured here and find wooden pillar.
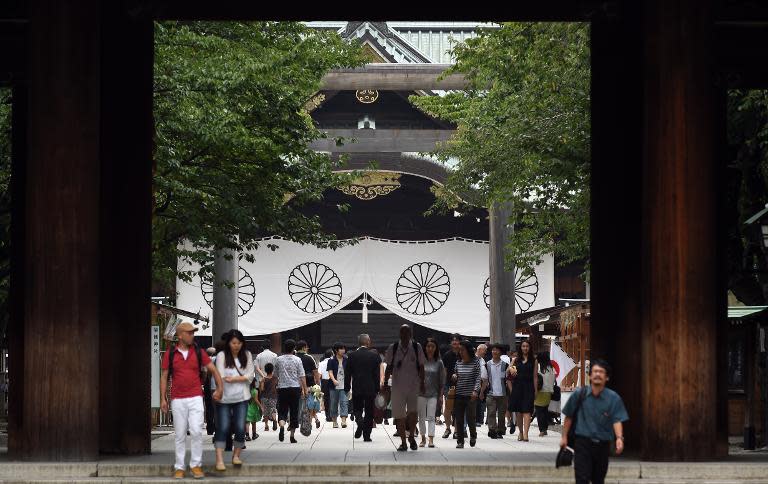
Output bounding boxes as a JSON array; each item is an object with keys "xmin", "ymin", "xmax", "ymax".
[
  {"xmin": 98, "ymin": 3, "xmax": 153, "ymax": 455},
  {"xmin": 489, "ymin": 202, "xmax": 516, "ymax": 345},
  {"xmin": 590, "ymin": 7, "xmax": 644, "ymax": 453},
  {"xmin": 8, "ymin": 84, "xmax": 27, "ymax": 458},
  {"xmin": 18, "ymin": 0, "xmax": 101, "ymax": 460},
  {"xmin": 270, "ymin": 333, "xmax": 283, "ymax": 354},
  {"xmin": 640, "ymin": 0, "xmax": 719, "ymax": 460}
]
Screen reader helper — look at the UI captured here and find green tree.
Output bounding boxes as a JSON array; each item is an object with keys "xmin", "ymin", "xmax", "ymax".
[
  {"xmin": 411, "ymin": 23, "xmax": 590, "ymax": 275},
  {"xmin": 726, "ymin": 90, "xmax": 768, "ymax": 305},
  {"xmin": 153, "ymin": 21, "xmax": 364, "ymax": 288}
]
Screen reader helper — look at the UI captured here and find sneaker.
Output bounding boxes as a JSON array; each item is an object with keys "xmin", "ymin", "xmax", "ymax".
[
  {"xmin": 333, "ymin": 422, "xmax": 339, "ymax": 428},
  {"xmin": 191, "ymin": 466, "xmax": 205, "ymax": 479},
  {"xmin": 245, "ymin": 435, "xmax": 251, "ymax": 441},
  {"xmin": 173, "ymin": 469, "xmax": 185, "ymax": 479},
  {"xmin": 456, "ymin": 441, "xmax": 464, "ymax": 449}
]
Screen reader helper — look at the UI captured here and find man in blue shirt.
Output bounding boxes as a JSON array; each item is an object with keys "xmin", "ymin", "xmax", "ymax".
[{"xmin": 560, "ymin": 359, "xmax": 628, "ymax": 484}]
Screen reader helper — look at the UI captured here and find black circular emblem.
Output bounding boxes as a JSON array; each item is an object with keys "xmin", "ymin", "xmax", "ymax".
[{"xmin": 396, "ymin": 262, "xmax": 450, "ymax": 315}]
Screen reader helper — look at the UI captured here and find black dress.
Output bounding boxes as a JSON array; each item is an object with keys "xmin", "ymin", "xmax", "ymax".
[{"xmin": 508, "ymin": 357, "xmax": 535, "ymax": 413}]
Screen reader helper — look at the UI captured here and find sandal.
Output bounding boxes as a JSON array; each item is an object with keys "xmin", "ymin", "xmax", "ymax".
[{"xmin": 442, "ymin": 429, "xmax": 451, "ymax": 439}]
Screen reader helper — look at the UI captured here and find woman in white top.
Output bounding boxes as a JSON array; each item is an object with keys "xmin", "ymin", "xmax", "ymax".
[
  {"xmin": 533, "ymin": 351, "xmax": 556, "ymax": 437},
  {"xmin": 214, "ymin": 330, "xmax": 255, "ymax": 471}
]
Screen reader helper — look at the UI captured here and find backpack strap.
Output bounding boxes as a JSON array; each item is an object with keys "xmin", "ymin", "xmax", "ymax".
[
  {"xmin": 195, "ymin": 343, "xmax": 204, "ymax": 382},
  {"xmin": 411, "ymin": 341, "xmax": 420, "ymax": 372},
  {"xmin": 389, "ymin": 341, "xmax": 399, "ymax": 367},
  {"xmin": 168, "ymin": 345, "xmax": 176, "ymax": 377}
]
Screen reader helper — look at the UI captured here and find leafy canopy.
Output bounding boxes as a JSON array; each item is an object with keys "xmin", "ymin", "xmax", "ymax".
[
  {"xmin": 411, "ymin": 22, "xmax": 590, "ymax": 274},
  {"xmin": 153, "ymin": 21, "xmax": 365, "ymax": 287}
]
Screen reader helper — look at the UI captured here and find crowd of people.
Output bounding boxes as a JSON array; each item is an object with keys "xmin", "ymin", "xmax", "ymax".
[{"xmin": 160, "ymin": 321, "xmax": 626, "ymax": 483}]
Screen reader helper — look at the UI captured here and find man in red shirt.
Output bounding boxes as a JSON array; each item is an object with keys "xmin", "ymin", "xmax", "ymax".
[{"xmin": 161, "ymin": 322, "xmax": 223, "ymax": 480}]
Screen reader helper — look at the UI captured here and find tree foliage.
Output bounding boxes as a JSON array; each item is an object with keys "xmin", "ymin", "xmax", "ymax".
[
  {"xmin": 726, "ymin": 90, "xmax": 768, "ymax": 305},
  {"xmin": 153, "ymin": 22, "xmax": 365, "ymax": 288},
  {"xmin": 411, "ymin": 23, "xmax": 590, "ymax": 275}
]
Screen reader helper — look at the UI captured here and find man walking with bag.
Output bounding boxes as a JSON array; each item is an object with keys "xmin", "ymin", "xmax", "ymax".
[
  {"xmin": 485, "ymin": 343, "xmax": 511, "ymax": 438},
  {"xmin": 161, "ymin": 322, "xmax": 223, "ymax": 480},
  {"xmin": 385, "ymin": 324, "xmax": 426, "ymax": 451},
  {"xmin": 559, "ymin": 359, "xmax": 628, "ymax": 484}
]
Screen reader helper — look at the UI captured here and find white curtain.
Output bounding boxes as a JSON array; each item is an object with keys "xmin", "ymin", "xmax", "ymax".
[{"xmin": 176, "ymin": 237, "xmax": 554, "ymax": 337}]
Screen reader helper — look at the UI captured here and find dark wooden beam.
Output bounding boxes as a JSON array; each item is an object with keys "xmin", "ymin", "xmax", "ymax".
[
  {"xmin": 590, "ymin": 4, "xmax": 644, "ymax": 456},
  {"xmin": 321, "ymin": 64, "xmax": 467, "ymax": 91},
  {"xmin": 148, "ymin": 1, "xmax": 599, "ymax": 21},
  {"xmin": 98, "ymin": 1, "xmax": 153, "ymax": 455},
  {"xmin": 311, "ymin": 129, "xmax": 455, "ymax": 152},
  {"xmin": 640, "ymin": 0, "xmax": 721, "ymax": 460},
  {"xmin": 18, "ymin": 0, "xmax": 101, "ymax": 460}
]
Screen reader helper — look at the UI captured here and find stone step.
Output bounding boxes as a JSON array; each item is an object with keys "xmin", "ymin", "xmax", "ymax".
[
  {"xmin": 1, "ymin": 478, "xmax": 768, "ymax": 484},
  {"xmin": 0, "ymin": 462, "xmax": 767, "ymax": 482}
]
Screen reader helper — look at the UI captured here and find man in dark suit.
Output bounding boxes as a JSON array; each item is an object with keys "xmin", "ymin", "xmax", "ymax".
[{"xmin": 345, "ymin": 333, "xmax": 381, "ymax": 441}]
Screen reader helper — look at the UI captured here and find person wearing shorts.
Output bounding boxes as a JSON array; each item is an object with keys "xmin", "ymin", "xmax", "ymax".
[{"xmin": 384, "ymin": 324, "xmax": 426, "ymax": 452}]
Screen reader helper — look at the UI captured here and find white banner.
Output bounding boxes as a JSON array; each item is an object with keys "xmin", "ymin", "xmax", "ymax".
[{"xmin": 176, "ymin": 237, "xmax": 554, "ymax": 337}]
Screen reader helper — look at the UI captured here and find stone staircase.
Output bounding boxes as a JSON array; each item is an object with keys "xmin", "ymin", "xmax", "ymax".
[{"xmin": 0, "ymin": 462, "xmax": 767, "ymax": 483}]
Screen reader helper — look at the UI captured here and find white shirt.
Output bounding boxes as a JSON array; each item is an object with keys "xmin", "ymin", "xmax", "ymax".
[
  {"xmin": 479, "ymin": 358, "xmax": 488, "ymax": 380},
  {"xmin": 255, "ymin": 349, "xmax": 277, "ymax": 383},
  {"xmin": 318, "ymin": 358, "xmax": 330, "ymax": 380},
  {"xmin": 210, "ymin": 354, "xmax": 217, "ymax": 391},
  {"xmin": 541, "ymin": 367, "xmax": 556, "ymax": 393},
  {"xmin": 500, "ymin": 355, "xmax": 511, "ymax": 365},
  {"xmin": 215, "ymin": 351, "xmax": 255, "ymax": 404},
  {"xmin": 274, "ymin": 354, "xmax": 305, "ymax": 389},
  {"xmin": 334, "ymin": 363, "xmax": 345, "ymax": 390},
  {"xmin": 486, "ymin": 359, "xmax": 506, "ymax": 397}
]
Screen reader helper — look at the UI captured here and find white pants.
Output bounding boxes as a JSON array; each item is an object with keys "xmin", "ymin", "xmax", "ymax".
[
  {"xmin": 171, "ymin": 396, "xmax": 204, "ymax": 471},
  {"xmin": 417, "ymin": 396, "xmax": 438, "ymax": 437}
]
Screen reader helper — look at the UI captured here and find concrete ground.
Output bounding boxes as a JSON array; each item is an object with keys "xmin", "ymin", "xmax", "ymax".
[{"xmin": 141, "ymin": 412, "xmax": 560, "ymax": 465}]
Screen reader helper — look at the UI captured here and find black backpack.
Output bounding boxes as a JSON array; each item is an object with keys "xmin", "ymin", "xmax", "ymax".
[{"xmin": 167, "ymin": 343, "xmax": 205, "ymax": 384}]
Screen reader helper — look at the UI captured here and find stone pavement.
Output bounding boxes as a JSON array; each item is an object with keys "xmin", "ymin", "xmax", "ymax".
[{"xmin": 141, "ymin": 414, "xmax": 560, "ymax": 465}]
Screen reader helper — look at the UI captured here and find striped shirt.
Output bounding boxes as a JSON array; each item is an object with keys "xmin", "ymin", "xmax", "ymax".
[{"xmin": 453, "ymin": 358, "xmax": 482, "ymax": 397}]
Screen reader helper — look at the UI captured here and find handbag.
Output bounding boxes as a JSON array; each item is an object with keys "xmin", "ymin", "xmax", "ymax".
[
  {"xmin": 298, "ymin": 395, "xmax": 312, "ymax": 437},
  {"xmin": 551, "ymin": 384, "xmax": 561, "ymax": 402},
  {"xmin": 443, "ymin": 386, "xmax": 456, "ymax": 419}
]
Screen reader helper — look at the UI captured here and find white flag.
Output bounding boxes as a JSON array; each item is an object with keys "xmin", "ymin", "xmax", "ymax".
[{"xmin": 550, "ymin": 342, "xmax": 576, "ymax": 386}]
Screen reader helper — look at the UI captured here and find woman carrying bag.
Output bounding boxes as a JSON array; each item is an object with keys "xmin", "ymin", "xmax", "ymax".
[{"xmin": 214, "ymin": 330, "xmax": 255, "ymax": 471}]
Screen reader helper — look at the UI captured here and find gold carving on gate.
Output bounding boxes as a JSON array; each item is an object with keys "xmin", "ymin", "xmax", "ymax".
[
  {"xmin": 355, "ymin": 89, "xmax": 379, "ymax": 104},
  {"xmin": 338, "ymin": 172, "xmax": 401, "ymax": 200}
]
